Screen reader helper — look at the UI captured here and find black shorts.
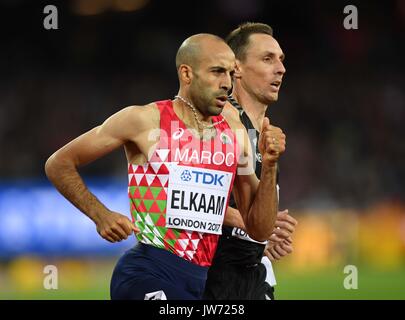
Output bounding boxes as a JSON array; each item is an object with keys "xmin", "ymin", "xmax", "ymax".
[{"xmin": 203, "ymin": 262, "xmax": 275, "ymax": 300}]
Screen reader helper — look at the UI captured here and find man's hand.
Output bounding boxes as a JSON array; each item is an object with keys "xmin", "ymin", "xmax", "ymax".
[
  {"xmin": 264, "ymin": 241, "xmax": 293, "ymax": 261},
  {"xmin": 95, "ymin": 211, "xmax": 140, "ymax": 243},
  {"xmin": 264, "ymin": 209, "xmax": 297, "ymax": 261},
  {"xmin": 258, "ymin": 117, "xmax": 286, "ymax": 167},
  {"xmin": 269, "ymin": 209, "xmax": 297, "ymax": 243}
]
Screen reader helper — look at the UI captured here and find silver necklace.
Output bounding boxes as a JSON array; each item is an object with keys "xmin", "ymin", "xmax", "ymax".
[{"xmin": 174, "ymin": 95, "xmax": 225, "ymax": 129}]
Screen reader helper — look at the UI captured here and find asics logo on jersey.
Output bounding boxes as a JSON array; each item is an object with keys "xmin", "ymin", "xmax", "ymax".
[{"xmin": 172, "ymin": 128, "xmax": 184, "ymax": 140}]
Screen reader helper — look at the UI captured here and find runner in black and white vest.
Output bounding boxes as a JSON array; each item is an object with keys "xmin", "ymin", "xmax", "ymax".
[{"xmin": 203, "ymin": 22, "xmax": 298, "ymax": 300}]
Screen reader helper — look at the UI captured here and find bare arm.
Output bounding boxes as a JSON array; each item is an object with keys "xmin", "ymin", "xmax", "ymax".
[
  {"xmin": 232, "ymin": 117, "xmax": 286, "ymax": 242},
  {"xmin": 224, "ymin": 206, "xmax": 298, "ymax": 263},
  {"xmin": 45, "ymin": 105, "xmax": 155, "ymax": 242},
  {"xmin": 233, "ymin": 165, "xmax": 278, "ymax": 241},
  {"xmin": 223, "ymin": 206, "xmax": 246, "ymax": 230}
]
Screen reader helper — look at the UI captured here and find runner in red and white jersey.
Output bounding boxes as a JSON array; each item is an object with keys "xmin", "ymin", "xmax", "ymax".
[{"xmin": 45, "ymin": 33, "xmax": 286, "ymax": 299}]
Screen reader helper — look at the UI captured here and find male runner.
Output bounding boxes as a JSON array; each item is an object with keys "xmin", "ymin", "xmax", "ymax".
[
  {"xmin": 45, "ymin": 33, "xmax": 286, "ymax": 300},
  {"xmin": 204, "ymin": 23, "xmax": 297, "ymax": 300}
]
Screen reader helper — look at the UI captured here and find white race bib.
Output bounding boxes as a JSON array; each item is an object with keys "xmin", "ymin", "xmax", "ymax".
[
  {"xmin": 231, "ymin": 227, "xmax": 268, "ymax": 244},
  {"xmin": 166, "ymin": 165, "xmax": 233, "ymax": 234}
]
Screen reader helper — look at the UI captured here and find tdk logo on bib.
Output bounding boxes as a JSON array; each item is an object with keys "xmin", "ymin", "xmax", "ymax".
[
  {"xmin": 180, "ymin": 170, "xmax": 192, "ymax": 182},
  {"xmin": 180, "ymin": 169, "xmax": 224, "ymax": 186}
]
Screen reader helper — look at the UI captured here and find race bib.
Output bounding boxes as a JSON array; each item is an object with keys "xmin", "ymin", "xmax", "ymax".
[
  {"xmin": 231, "ymin": 227, "xmax": 268, "ymax": 244},
  {"xmin": 166, "ymin": 165, "xmax": 233, "ymax": 234}
]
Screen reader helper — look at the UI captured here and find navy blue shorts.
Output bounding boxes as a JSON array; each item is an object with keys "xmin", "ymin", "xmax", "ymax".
[{"xmin": 110, "ymin": 243, "xmax": 208, "ymax": 300}]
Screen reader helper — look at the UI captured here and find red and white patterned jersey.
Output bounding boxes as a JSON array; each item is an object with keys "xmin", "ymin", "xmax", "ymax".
[{"xmin": 128, "ymin": 100, "xmax": 239, "ymax": 266}]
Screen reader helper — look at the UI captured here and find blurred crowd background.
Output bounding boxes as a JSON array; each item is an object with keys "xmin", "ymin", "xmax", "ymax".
[{"xmin": 0, "ymin": 0, "xmax": 404, "ymax": 299}]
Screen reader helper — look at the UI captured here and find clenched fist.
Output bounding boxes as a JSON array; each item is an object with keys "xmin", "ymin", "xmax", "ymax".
[
  {"xmin": 95, "ymin": 210, "xmax": 140, "ymax": 243},
  {"xmin": 258, "ymin": 117, "xmax": 286, "ymax": 167}
]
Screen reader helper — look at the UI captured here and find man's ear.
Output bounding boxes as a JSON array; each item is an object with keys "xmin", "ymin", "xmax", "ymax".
[
  {"xmin": 178, "ymin": 64, "xmax": 193, "ymax": 84},
  {"xmin": 233, "ymin": 59, "xmax": 243, "ymax": 79}
]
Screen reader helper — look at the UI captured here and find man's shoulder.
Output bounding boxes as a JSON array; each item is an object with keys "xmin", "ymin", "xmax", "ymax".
[
  {"xmin": 125, "ymin": 102, "xmax": 159, "ymax": 115},
  {"xmin": 122, "ymin": 102, "xmax": 160, "ymax": 126}
]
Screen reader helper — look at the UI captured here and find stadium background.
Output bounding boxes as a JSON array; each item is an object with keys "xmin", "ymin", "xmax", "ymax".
[{"xmin": 0, "ymin": 0, "xmax": 404, "ymax": 299}]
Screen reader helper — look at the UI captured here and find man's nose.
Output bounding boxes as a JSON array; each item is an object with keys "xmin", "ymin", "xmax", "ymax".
[
  {"xmin": 276, "ymin": 60, "xmax": 286, "ymax": 75},
  {"xmin": 220, "ymin": 74, "xmax": 232, "ymax": 91}
]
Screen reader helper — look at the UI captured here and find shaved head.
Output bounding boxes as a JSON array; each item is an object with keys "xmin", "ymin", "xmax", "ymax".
[
  {"xmin": 174, "ymin": 33, "xmax": 235, "ymax": 117},
  {"xmin": 175, "ymin": 33, "xmax": 226, "ymax": 69}
]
